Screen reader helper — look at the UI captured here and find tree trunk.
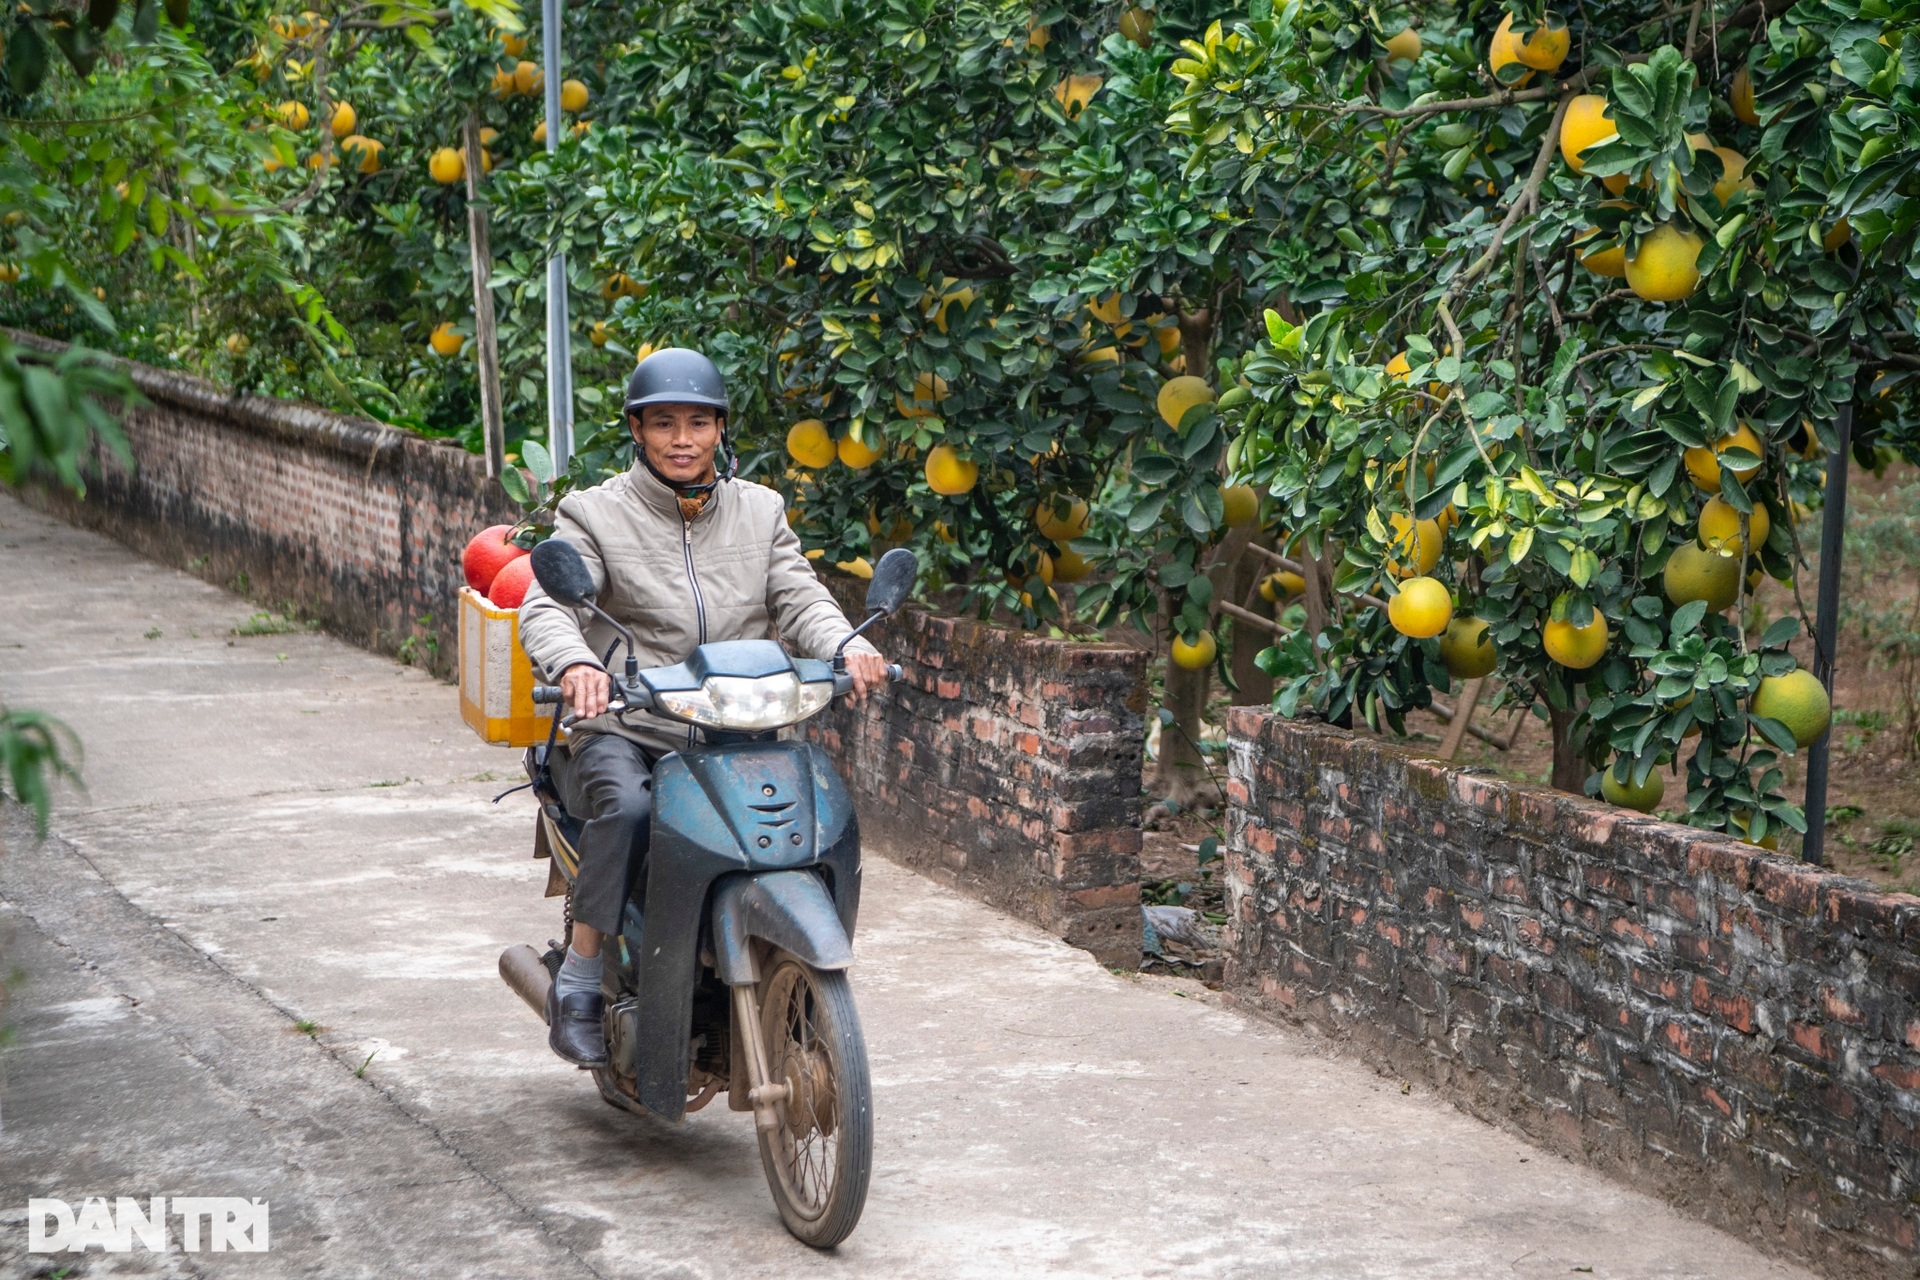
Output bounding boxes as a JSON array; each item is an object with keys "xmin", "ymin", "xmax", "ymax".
[
  {"xmin": 1548, "ymin": 701, "xmax": 1586, "ymax": 793},
  {"xmin": 1150, "ymin": 307, "xmax": 1223, "ymax": 809},
  {"xmin": 464, "ymin": 112, "xmax": 507, "ymax": 480},
  {"xmin": 1229, "ymin": 533, "xmax": 1275, "ymax": 707}
]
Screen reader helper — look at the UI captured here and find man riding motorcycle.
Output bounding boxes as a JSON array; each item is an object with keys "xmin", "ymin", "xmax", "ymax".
[{"xmin": 518, "ymin": 347, "xmax": 888, "ymax": 1068}]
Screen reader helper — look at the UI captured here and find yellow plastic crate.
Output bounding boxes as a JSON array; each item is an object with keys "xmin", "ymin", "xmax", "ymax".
[{"xmin": 458, "ymin": 586, "xmax": 558, "ymax": 747}]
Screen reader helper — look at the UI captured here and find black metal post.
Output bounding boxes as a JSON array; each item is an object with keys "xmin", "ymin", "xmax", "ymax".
[{"xmin": 1799, "ymin": 401, "xmax": 1854, "ymax": 868}]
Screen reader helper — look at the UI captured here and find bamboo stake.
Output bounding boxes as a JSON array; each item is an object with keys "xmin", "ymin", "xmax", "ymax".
[
  {"xmin": 1438, "ymin": 676, "xmax": 1486, "ymax": 760},
  {"xmin": 464, "ymin": 111, "xmax": 506, "ymax": 480}
]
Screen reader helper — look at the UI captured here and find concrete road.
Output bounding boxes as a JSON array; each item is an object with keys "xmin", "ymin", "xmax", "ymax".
[{"xmin": 0, "ymin": 490, "xmax": 1814, "ymax": 1280}]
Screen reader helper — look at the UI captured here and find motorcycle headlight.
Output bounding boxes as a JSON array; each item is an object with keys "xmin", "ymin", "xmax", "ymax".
[{"xmin": 653, "ymin": 672, "xmax": 835, "ymax": 731}]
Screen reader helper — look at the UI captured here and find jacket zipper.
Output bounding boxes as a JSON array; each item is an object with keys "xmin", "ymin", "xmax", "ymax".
[{"xmin": 682, "ymin": 515, "xmax": 707, "ymax": 748}]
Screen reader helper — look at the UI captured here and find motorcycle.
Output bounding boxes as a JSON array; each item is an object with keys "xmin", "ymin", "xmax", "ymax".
[{"xmin": 496, "ymin": 538, "xmax": 915, "ymax": 1249}]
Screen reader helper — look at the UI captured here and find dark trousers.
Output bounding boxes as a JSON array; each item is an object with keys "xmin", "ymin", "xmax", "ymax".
[{"xmin": 551, "ymin": 732, "xmax": 654, "ymax": 938}]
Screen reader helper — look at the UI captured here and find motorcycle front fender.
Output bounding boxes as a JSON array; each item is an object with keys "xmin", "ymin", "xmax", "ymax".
[{"xmin": 710, "ymin": 870, "xmax": 854, "ymax": 987}]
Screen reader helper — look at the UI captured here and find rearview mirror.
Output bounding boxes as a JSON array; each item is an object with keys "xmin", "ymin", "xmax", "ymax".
[
  {"xmin": 865, "ymin": 548, "xmax": 917, "ymax": 618},
  {"xmin": 529, "ymin": 539, "xmax": 596, "ymax": 607}
]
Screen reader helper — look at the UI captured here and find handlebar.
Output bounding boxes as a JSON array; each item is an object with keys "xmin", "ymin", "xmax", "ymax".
[{"xmin": 537, "ymin": 664, "xmax": 906, "ymax": 724}]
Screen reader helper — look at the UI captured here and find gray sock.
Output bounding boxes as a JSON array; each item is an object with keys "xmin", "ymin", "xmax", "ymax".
[{"xmin": 554, "ymin": 947, "xmax": 602, "ymax": 1002}]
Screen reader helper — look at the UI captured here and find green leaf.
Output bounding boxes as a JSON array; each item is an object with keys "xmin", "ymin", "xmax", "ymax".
[
  {"xmin": 521, "ymin": 440, "xmax": 554, "ymax": 482},
  {"xmin": 499, "ymin": 467, "xmax": 531, "ymax": 504},
  {"xmin": 6, "ymin": 23, "xmax": 50, "ymax": 96}
]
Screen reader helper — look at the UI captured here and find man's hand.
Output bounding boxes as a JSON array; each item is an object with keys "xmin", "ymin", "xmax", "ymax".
[
  {"xmin": 561, "ymin": 664, "xmax": 612, "ymax": 720},
  {"xmin": 845, "ymin": 649, "xmax": 890, "ymax": 702}
]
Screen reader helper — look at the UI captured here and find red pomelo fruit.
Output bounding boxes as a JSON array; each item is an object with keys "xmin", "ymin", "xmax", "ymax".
[
  {"xmin": 462, "ymin": 524, "xmax": 525, "ymax": 593},
  {"xmin": 488, "ymin": 555, "xmax": 537, "ymax": 609}
]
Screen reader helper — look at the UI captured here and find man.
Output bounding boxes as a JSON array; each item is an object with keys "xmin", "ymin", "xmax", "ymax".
[{"xmin": 518, "ymin": 347, "xmax": 888, "ymax": 1067}]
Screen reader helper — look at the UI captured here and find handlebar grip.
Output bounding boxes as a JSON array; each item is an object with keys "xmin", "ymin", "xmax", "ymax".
[
  {"xmin": 886, "ymin": 664, "xmax": 903, "ymax": 682},
  {"xmin": 532, "ymin": 685, "xmax": 564, "ymax": 705}
]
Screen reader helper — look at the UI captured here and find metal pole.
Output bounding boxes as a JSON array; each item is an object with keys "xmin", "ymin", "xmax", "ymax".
[
  {"xmin": 1799, "ymin": 400, "xmax": 1854, "ymax": 868},
  {"xmin": 541, "ymin": 0, "xmax": 574, "ymax": 471}
]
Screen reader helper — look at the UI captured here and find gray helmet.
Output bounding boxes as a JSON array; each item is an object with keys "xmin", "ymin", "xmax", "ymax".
[{"xmin": 624, "ymin": 347, "xmax": 728, "ymax": 417}]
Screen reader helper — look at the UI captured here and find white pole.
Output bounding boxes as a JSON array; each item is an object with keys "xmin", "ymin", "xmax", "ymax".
[{"xmin": 541, "ymin": 0, "xmax": 573, "ymax": 471}]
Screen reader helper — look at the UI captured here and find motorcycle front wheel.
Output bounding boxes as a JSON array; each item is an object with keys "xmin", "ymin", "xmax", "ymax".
[{"xmin": 756, "ymin": 955, "xmax": 872, "ymax": 1248}]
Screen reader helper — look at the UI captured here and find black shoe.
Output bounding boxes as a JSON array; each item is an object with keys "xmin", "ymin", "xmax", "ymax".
[{"xmin": 546, "ymin": 980, "xmax": 609, "ymax": 1068}]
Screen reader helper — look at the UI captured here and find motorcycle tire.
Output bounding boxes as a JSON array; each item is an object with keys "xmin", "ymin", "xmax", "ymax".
[{"xmin": 755, "ymin": 954, "xmax": 872, "ymax": 1249}]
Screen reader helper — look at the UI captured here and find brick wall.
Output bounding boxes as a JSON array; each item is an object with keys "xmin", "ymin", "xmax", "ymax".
[
  {"xmin": 1224, "ymin": 710, "xmax": 1920, "ymax": 1278},
  {"xmin": 15, "ymin": 338, "xmax": 1150, "ymax": 963},
  {"xmin": 807, "ymin": 595, "xmax": 1147, "ymax": 967},
  {"xmin": 12, "ymin": 333, "xmax": 511, "ymax": 677}
]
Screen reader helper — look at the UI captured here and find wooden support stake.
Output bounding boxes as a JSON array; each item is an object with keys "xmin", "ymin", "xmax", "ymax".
[
  {"xmin": 1438, "ymin": 676, "xmax": 1486, "ymax": 761},
  {"xmin": 464, "ymin": 111, "xmax": 506, "ymax": 480},
  {"xmin": 1217, "ymin": 599, "xmax": 1289, "ymax": 637}
]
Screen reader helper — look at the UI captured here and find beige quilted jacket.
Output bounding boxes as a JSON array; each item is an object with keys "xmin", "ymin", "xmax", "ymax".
[{"xmin": 518, "ymin": 463, "xmax": 879, "ymax": 756}]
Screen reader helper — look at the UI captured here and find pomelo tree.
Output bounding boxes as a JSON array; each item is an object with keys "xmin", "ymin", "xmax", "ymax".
[
  {"xmin": 489, "ymin": 0, "xmax": 1288, "ymax": 802},
  {"xmin": 1172, "ymin": 0, "xmax": 1920, "ymax": 841}
]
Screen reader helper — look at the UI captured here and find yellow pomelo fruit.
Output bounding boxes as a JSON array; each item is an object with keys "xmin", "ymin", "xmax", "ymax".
[
  {"xmin": 560, "ymin": 79, "xmax": 589, "ymax": 111},
  {"xmin": 1697, "ymin": 497, "xmax": 1770, "ymax": 554},
  {"xmin": 1487, "ymin": 18, "xmax": 1534, "ymax": 86},
  {"xmin": 1035, "ymin": 496, "xmax": 1090, "ymax": 542},
  {"xmin": 1497, "ymin": 12, "xmax": 1569, "ymax": 71},
  {"xmin": 1543, "ymin": 597, "xmax": 1608, "ymax": 669},
  {"xmin": 498, "ymin": 31, "xmax": 529, "ymax": 57},
  {"xmin": 1386, "ymin": 512, "xmax": 1443, "ymax": 577},
  {"xmin": 1601, "ymin": 763, "xmax": 1665, "ymax": 812},
  {"xmin": 1087, "ymin": 293, "xmax": 1125, "ymax": 326},
  {"xmin": 1750, "ymin": 668, "xmax": 1832, "ymax": 748},
  {"xmin": 1730, "ymin": 812, "xmax": 1780, "ymax": 850},
  {"xmin": 786, "ymin": 419, "xmax": 836, "ymax": 469},
  {"xmin": 1576, "ymin": 228, "xmax": 1627, "ymax": 277},
  {"xmin": 1260, "ymin": 571, "xmax": 1305, "ymax": 602},
  {"xmin": 340, "ymin": 135, "xmax": 382, "ymax": 174},
  {"xmin": 1171, "ymin": 631, "xmax": 1217, "ymax": 671},
  {"xmin": 429, "ymin": 147, "xmax": 465, "ymax": 185},
  {"xmin": 837, "ymin": 432, "xmax": 883, "ymax": 470},
  {"xmin": 1050, "ymin": 546, "xmax": 1092, "ymax": 582},
  {"xmin": 1438, "ymin": 615, "xmax": 1497, "ymax": 678},
  {"xmin": 1694, "ymin": 137, "xmax": 1753, "ymax": 205},
  {"xmin": 1823, "ymin": 218, "xmax": 1852, "ymax": 252},
  {"xmin": 533, "ymin": 120, "xmax": 548, "ymax": 145},
  {"xmin": 835, "ymin": 556, "xmax": 874, "ymax": 579},
  {"xmin": 896, "ymin": 371, "xmax": 951, "ymax": 419},
  {"xmin": 1220, "ymin": 485, "xmax": 1259, "ymax": 528},
  {"xmin": 1383, "ymin": 27, "xmax": 1422, "ymax": 61},
  {"xmin": 1157, "ymin": 375, "xmax": 1215, "ymax": 430},
  {"xmin": 225, "ymin": 332, "xmax": 251, "ymax": 356},
  {"xmin": 1625, "ymin": 223, "xmax": 1704, "ymax": 303},
  {"xmin": 1731, "ymin": 65, "xmax": 1760, "ymax": 126},
  {"xmin": 1560, "ymin": 95, "xmax": 1616, "ymax": 173},
  {"xmin": 1683, "ymin": 423, "xmax": 1764, "ymax": 491},
  {"xmin": 428, "ymin": 321, "xmax": 465, "ymax": 357},
  {"xmin": 1664, "ymin": 541, "xmax": 1741, "ymax": 612},
  {"xmin": 514, "ymin": 60, "xmax": 543, "ymax": 95},
  {"xmin": 1155, "ymin": 322, "xmax": 1182, "ymax": 358},
  {"xmin": 491, "ymin": 67, "xmax": 517, "ymax": 98},
  {"xmin": 1388, "ymin": 576, "xmax": 1453, "ymax": 638},
  {"xmin": 1054, "ymin": 73, "xmax": 1104, "ymax": 120},
  {"xmin": 328, "ymin": 102, "xmax": 356, "ymax": 138},
  {"xmin": 589, "ymin": 320, "xmax": 609, "ymax": 347},
  {"xmin": 1385, "ymin": 350, "xmax": 1412, "ymax": 381},
  {"xmin": 1119, "ymin": 7, "xmax": 1154, "ymax": 47},
  {"xmin": 274, "ymin": 100, "xmax": 310, "ymax": 129},
  {"xmin": 925, "ymin": 444, "xmax": 979, "ymax": 496}
]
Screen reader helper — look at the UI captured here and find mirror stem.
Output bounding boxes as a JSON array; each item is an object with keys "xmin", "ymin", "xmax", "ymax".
[
  {"xmin": 833, "ymin": 608, "xmax": 886, "ymax": 671},
  {"xmin": 579, "ymin": 598, "xmax": 640, "ymax": 682}
]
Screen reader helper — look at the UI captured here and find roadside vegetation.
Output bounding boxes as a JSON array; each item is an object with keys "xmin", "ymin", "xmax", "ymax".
[{"xmin": 2, "ymin": 0, "xmax": 1920, "ymax": 854}]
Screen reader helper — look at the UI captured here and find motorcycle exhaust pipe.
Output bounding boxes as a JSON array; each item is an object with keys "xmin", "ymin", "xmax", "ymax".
[{"xmin": 499, "ymin": 943, "xmax": 553, "ymax": 1024}]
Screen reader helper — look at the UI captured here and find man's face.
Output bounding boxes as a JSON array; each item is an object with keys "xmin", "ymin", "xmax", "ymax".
[{"xmin": 632, "ymin": 402, "xmax": 722, "ymax": 485}]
